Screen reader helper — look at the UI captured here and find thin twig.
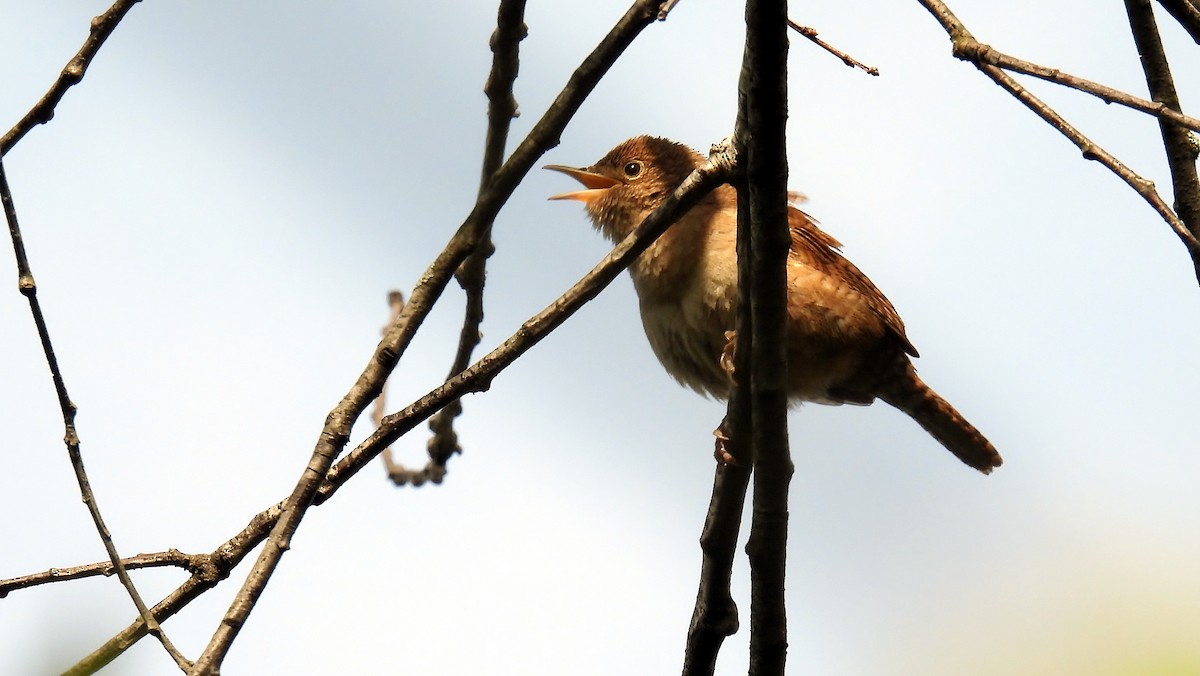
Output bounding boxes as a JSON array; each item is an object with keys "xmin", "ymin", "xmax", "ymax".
[
  {"xmin": 952, "ymin": 39, "xmax": 1200, "ymax": 133},
  {"xmin": 1126, "ymin": 0, "xmax": 1200, "ymax": 281},
  {"xmin": 1, "ymin": 549, "xmax": 212, "ymax": 597},
  {"xmin": 787, "ymin": 19, "xmax": 879, "ymax": 76},
  {"xmin": 739, "ymin": 1, "xmax": 793, "ymax": 674},
  {"xmin": 377, "ymin": 291, "xmax": 415, "ymax": 481},
  {"xmin": 917, "ymin": 0, "xmax": 1200, "ymax": 279},
  {"xmin": 187, "ymin": 3, "xmax": 668, "ymax": 673},
  {"xmin": 0, "ymin": 0, "xmax": 143, "ymax": 156},
  {"xmin": 2, "ymin": 159, "xmax": 190, "ymax": 671}
]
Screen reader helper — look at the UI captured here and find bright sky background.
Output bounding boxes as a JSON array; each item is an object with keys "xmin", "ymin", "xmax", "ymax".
[{"xmin": 2, "ymin": 1, "xmax": 1198, "ymax": 674}]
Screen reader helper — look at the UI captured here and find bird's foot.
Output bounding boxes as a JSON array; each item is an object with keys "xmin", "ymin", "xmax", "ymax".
[{"xmin": 713, "ymin": 416, "xmax": 739, "ymax": 465}]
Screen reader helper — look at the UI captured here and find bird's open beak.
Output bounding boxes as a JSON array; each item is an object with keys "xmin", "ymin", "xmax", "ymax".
[{"xmin": 544, "ymin": 165, "xmax": 621, "ymax": 203}]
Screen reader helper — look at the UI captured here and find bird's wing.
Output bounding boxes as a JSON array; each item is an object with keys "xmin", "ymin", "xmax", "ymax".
[{"xmin": 787, "ymin": 206, "xmax": 920, "ymax": 357}]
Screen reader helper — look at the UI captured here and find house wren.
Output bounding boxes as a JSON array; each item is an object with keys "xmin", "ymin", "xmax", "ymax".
[{"xmin": 546, "ymin": 136, "xmax": 1002, "ymax": 474}]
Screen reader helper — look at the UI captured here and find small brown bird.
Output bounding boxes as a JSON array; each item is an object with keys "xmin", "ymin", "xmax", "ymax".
[{"xmin": 546, "ymin": 135, "xmax": 1002, "ymax": 474}]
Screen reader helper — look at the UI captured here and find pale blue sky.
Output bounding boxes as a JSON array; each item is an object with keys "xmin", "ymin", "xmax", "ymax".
[{"xmin": 2, "ymin": 1, "xmax": 1198, "ymax": 674}]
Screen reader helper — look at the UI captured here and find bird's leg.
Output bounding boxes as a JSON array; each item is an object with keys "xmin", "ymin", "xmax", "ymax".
[
  {"xmin": 713, "ymin": 416, "xmax": 737, "ymax": 465},
  {"xmin": 714, "ymin": 330, "xmax": 739, "ymax": 464}
]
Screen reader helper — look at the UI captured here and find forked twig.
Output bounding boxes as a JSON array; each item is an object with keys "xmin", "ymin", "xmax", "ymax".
[
  {"xmin": 917, "ymin": 0, "xmax": 1200, "ymax": 281},
  {"xmin": 951, "ymin": 40, "xmax": 1200, "ymax": 132}
]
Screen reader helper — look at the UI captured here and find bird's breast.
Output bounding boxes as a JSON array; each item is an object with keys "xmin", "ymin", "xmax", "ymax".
[{"xmin": 632, "ymin": 230, "xmax": 739, "ymax": 398}]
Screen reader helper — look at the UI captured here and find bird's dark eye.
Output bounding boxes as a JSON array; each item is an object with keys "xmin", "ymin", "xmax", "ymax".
[{"xmin": 623, "ymin": 161, "xmax": 643, "ymax": 178}]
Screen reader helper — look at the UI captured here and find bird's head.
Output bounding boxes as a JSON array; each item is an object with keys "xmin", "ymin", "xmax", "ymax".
[{"xmin": 545, "ymin": 135, "xmax": 703, "ymax": 241}]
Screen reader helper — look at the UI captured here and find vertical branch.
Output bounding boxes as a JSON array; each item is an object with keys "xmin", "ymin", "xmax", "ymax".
[
  {"xmin": 422, "ymin": 0, "xmax": 528, "ymax": 483},
  {"xmin": 682, "ymin": 462, "xmax": 752, "ymax": 675},
  {"xmin": 1, "ymin": 159, "xmax": 190, "ymax": 670},
  {"xmin": 1126, "ymin": 0, "xmax": 1200, "ymax": 254},
  {"xmin": 736, "ymin": 0, "xmax": 793, "ymax": 673},
  {"xmin": 378, "ymin": 290, "xmax": 410, "ymax": 479},
  {"xmin": 682, "ymin": 140, "xmax": 752, "ymax": 675}
]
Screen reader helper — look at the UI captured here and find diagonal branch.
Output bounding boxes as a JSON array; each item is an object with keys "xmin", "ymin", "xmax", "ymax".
[
  {"xmin": 787, "ymin": 19, "xmax": 879, "ymax": 76},
  {"xmin": 0, "ymin": 0, "xmax": 143, "ymax": 157},
  {"xmin": 187, "ymin": 2, "xmax": 669, "ymax": 673}
]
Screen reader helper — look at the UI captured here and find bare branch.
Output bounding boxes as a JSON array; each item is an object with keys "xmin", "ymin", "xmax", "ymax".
[
  {"xmin": 0, "ymin": 550, "xmax": 212, "ymax": 596},
  {"xmin": 787, "ymin": 19, "xmax": 880, "ymax": 76},
  {"xmin": 952, "ymin": 39, "xmax": 1200, "ymax": 133},
  {"xmin": 982, "ymin": 63, "xmax": 1200, "ymax": 273},
  {"xmin": 682, "ymin": 463, "xmax": 752, "ymax": 674},
  {"xmin": 737, "ymin": 0, "xmax": 793, "ymax": 673},
  {"xmin": 0, "ymin": 0, "xmax": 143, "ymax": 156},
  {"xmin": 377, "ymin": 291, "xmax": 416, "ymax": 481}
]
